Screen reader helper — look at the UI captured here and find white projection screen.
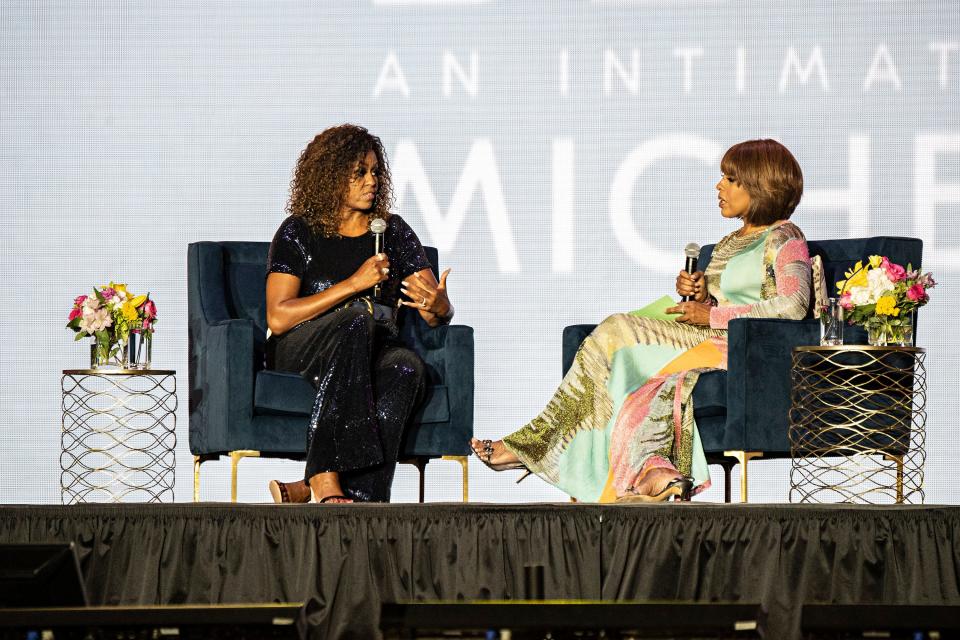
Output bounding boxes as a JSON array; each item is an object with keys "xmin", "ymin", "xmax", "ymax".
[{"xmin": 1, "ymin": 1, "xmax": 958, "ymax": 504}]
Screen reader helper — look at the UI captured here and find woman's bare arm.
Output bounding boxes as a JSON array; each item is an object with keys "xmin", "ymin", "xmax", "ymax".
[{"xmin": 266, "ymin": 253, "xmax": 390, "ymax": 335}]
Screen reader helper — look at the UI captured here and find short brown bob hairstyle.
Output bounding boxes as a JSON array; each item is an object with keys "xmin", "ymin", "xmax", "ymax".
[{"xmin": 720, "ymin": 139, "xmax": 803, "ymax": 226}]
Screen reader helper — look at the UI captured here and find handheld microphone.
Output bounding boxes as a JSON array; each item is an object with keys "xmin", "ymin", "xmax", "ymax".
[
  {"xmin": 370, "ymin": 218, "xmax": 387, "ymax": 297},
  {"xmin": 682, "ymin": 242, "xmax": 701, "ymax": 302}
]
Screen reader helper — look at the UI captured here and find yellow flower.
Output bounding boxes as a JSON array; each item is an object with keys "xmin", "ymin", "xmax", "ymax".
[
  {"xmin": 121, "ymin": 301, "xmax": 139, "ymax": 322},
  {"xmin": 868, "ymin": 255, "xmax": 882, "ymax": 269},
  {"xmin": 129, "ymin": 295, "xmax": 147, "ymax": 308},
  {"xmin": 837, "ymin": 261, "xmax": 869, "ymax": 294},
  {"xmin": 875, "ymin": 296, "xmax": 900, "ymax": 317}
]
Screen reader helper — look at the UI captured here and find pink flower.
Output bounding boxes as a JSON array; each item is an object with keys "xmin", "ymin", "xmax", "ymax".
[
  {"xmin": 68, "ymin": 307, "xmax": 82, "ymax": 322},
  {"xmin": 143, "ymin": 300, "xmax": 157, "ymax": 319},
  {"xmin": 881, "ymin": 257, "xmax": 906, "ymax": 282},
  {"xmin": 921, "ymin": 273, "xmax": 937, "ymax": 289},
  {"xmin": 101, "ymin": 287, "xmax": 116, "ymax": 300},
  {"xmin": 839, "ymin": 292, "xmax": 854, "ymax": 310},
  {"xmin": 906, "ymin": 284, "xmax": 927, "ymax": 302},
  {"xmin": 73, "ymin": 294, "xmax": 88, "ymax": 307},
  {"xmin": 142, "ymin": 319, "xmax": 152, "ymax": 332}
]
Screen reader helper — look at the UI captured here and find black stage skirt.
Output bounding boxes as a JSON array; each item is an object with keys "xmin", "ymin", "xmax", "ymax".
[{"xmin": 266, "ymin": 306, "xmax": 425, "ymax": 502}]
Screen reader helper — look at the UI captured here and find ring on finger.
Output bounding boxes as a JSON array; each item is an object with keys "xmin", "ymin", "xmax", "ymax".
[
  {"xmin": 381, "ymin": 267, "xmax": 389, "ymax": 275},
  {"xmin": 420, "ymin": 296, "xmax": 427, "ymax": 307}
]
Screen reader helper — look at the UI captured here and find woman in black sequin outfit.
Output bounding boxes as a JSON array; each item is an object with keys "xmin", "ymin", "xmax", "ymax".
[{"xmin": 265, "ymin": 124, "xmax": 454, "ymax": 504}]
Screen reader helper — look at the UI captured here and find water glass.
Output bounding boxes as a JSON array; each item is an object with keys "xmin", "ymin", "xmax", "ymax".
[
  {"xmin": 820, "ymin": 298, "xmax": 844, "ymax": 346},
  {"xmin": 127, "ymin": 331, "xmax": 153, "ymax": 369}
]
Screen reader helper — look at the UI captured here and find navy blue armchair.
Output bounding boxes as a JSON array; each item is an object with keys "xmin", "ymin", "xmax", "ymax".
[
  {"xmin": 188, "ymin": 241, "xmax": 474, "ymax": 502},
  {"xmin": 562, "ymin": 236, "xmax": 922, "ymax": 502}
]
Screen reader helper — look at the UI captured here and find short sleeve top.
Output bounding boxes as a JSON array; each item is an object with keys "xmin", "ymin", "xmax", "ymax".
[{"xmin": 266, "ymin": 214, "xmax": 432, "ymax": 310}]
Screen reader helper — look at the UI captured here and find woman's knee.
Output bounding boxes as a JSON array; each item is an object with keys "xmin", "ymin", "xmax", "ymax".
[
  {"xmin": 382, "ymin": 348, "xmax": 426, "ymax": 387},
  {"xmin": 595, "ymin": 312, "xmax": 632, "ymax": 336},
  {"xmin": 397, "ymin": 349, "xmax": 426, "ymax": 382},
  {"xmin": 335, "ymin": 306, "xmax": 376, "ymax": 338}
]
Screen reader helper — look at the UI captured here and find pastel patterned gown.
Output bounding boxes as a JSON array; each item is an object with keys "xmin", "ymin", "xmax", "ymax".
[{"xmin": 502, "ymin": 221, "xmax": 812, "ymax": 502}]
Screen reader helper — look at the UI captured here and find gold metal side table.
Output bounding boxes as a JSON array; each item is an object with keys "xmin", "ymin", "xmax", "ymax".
[
  {"xmin": 60, "ymin": 369, "xmax": 177, "ymax": 504},
  {"xmin": 788, "ymin": 346, "xmax": 926, "ymax": 504}
]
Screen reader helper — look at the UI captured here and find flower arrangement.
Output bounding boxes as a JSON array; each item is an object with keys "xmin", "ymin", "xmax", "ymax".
[
  {"xmin": 67, "ymin": 282, "xmax": 158, "ymax": 366},
  {"xmin": 835, "ymin": 255, "xmax": 935, "ymax": 345}
]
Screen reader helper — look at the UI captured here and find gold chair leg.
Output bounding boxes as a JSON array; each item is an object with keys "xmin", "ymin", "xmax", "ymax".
[
  {"xmin": 724, "ymin": 450, "xmax": 763, "ymax": 503},
  {"xmin": 229, "ymin": 450, "xmax": 261, "ymax": 503},
  {"xmin": 885, "ymin": 454, "xmax": 904, "ymax": 503},
  {"xmin": 442, "ymin": 455, "xmax": 469, "ymax": 503},
  {"xmin": 194, "ymin": 456, "xmax": 201, "ymax": 502}
]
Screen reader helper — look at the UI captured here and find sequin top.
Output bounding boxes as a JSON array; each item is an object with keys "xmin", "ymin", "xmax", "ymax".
[{"xmin": 267, "ymin": 214, "xmax": 431, "ymax": 311}]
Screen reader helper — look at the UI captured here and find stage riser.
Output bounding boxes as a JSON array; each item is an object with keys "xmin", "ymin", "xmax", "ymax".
[{"xmin": 1, "ymin": 504, "xmax": 958, "ymax": 640}]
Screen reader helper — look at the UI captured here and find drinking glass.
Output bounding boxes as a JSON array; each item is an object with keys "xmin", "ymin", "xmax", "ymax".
[{"xmin": 820, "ymin": 298, "xmax": 844, "ymax": 346}]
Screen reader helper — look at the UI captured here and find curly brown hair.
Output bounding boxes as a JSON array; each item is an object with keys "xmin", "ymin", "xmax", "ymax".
[
  {"xmin": 721, "ymin": 139, "xmax": 804, "ymax": 226},
  {"xmin": 287, "ymin": 124, "xmax": 393, "ymax": 238}
]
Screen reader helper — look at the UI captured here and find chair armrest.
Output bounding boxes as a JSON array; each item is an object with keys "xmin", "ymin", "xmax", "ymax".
[
  {"xmin": 188, "ymin": 318, "xmax": 255, "ymax": 455},
  {"xmin": 442, "ymin": 325, "xmax": 474, "ymax": 451},
  {"xmin": 562, "ymin": 324, "xmax": 597, "ymax": 377},
  {"xmin": 725, "ymin": 317, "xmax": 820, "ymax": 452},
  {"xmin": 409, "ymin": 324, "xmax": 475, "ymax": 454}
]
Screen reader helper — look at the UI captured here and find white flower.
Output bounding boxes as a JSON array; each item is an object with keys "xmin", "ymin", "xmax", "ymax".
[
  {"xmin": 863, "ymin": 269, "xmax": 894, "ymax": 304},
  {"xmin": 82, "ymin": 296, "xmax": 100, "ymax": 313},
  {"xmin": 80, "ymin": 306, "xmax": 113, "ymax": 334},
  {"xmin": 850, "ymin": 286, "xmax": 873, "ymax": 306}
]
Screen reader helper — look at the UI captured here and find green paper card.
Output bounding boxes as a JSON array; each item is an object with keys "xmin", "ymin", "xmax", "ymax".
[{"xmin": 628, "ymin": 295, "xmax": 681, "ymax": 321}]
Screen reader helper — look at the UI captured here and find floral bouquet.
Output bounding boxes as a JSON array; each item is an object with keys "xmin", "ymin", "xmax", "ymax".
[
  {"xmin": 836, "ymin": 255, "xmax": 935, "ymax": 346},
  {"xmin": 67, "ymin": 282, "xmax": 158, "ymax": 367}
]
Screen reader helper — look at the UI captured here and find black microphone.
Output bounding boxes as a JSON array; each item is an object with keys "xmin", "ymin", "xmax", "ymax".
[
  {"xmin": 370, "ymin": 218, "xmax": 387, "ymax": 298},
  {"xmin": 682, "ymin": 242, "xmax": 701, "ymax": 302}
]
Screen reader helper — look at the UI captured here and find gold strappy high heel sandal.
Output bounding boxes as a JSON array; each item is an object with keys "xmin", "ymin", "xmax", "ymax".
[
  {"xmin": 615, "ymin": 476, "xmax": 694, "ymax": 503},
  {"xmin": 474, "ymin": 439, "xmax": 532, "ymax": 483}
]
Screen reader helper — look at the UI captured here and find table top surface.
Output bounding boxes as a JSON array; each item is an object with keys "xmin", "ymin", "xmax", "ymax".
[
  {"xmin": 794, "ymin": 345, "xmax": 924, "ymax": 354},
  {"xmin": 62, "ymin": 369, "xmax": 176, "ymax": 375}
]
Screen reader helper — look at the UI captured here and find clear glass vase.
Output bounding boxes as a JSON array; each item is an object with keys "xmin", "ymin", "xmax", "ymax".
[
  {"xmin": 89, "ymin": 337, "xmax": 128, "ymax": 369},
  {"xmin": 127, "ymin": 331, "xmax": 153, "ymax": 370},
  {"xmin": 866, "ymin": 312, "xmax": 914, "ymax": 347}
]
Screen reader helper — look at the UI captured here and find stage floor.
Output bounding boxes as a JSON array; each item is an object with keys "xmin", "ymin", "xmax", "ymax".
[{"xmin": 2, "ymin": 502, "xmax": 959, "ymax": 638}]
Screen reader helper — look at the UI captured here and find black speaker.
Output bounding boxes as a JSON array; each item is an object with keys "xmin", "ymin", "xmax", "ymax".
[{"xmin": 0, "ymin": 543, "xmax": 88, "ymax": 607}]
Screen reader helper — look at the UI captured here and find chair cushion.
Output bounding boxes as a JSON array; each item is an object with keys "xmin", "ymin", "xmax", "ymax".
[
  {"xmin": 415, "ymin": 384, "xmax": 450, "ymax": 424},
  {"xmin": 255, "ymin": 370, "xmax": 315, "ymax": 416},
  {"xmin": 254, "ymin": 370, "xmax": 451, "ymax": 425},
  {"xmin": 692, "ymin": 370, "xmax": 727, "ymax": 418}
]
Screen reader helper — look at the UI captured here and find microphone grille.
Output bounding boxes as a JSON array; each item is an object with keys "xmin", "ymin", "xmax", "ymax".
[
  {"xmin": 369, "ymin": 218, "xmax": 387, "ymax": 234},
  {"xmin": 684, "ymin": 242, "xmax": 701, "ymax": 258}
]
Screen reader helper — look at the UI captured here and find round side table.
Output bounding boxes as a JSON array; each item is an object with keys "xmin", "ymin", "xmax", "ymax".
[
  {"xmin": 788, "ymin": 346, "xmax": 926, "ymax": 504},
  {"xmin": 60, "ymin": 369, "xmax": 177, "ymax": 504}
]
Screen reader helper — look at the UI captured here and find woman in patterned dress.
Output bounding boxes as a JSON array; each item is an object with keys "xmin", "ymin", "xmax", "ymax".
[{"xmin": 471, "ymin": 139, "xmax": 811, "ymax": 503}]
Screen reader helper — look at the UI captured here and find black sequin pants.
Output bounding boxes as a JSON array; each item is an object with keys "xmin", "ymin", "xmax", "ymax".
[{"xmin": 268, "ymin": 307, "xmax": 425, "ymax": 502}]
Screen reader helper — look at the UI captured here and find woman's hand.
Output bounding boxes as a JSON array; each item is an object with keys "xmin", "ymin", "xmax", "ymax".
[
  {"xmin": 665, "ymin": 300, "xmax": 712, "ymax": 326},
  {"xmin": 675, "ymin": 270, "xmax": 708, "ymax": 303},
  {"xmin": 401, "ymin": 268, "xmax": 453, "ymax": 325},
  {"xmin": 348, "ymin": 253, "xmax": 390, "ymax": 293},
  {"xmin": 268, "ymin": 254, "xmax": 389, "ymax": 335}
]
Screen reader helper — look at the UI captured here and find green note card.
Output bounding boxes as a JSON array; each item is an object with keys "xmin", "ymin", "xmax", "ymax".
[{"xmin": 628, "ymin": 295, "xmax": 680, "ymax": 321}]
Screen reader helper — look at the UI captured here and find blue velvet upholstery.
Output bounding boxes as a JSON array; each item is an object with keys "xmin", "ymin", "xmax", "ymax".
[
  {"xmin": 188, "ymin": 241, "xmax": 474, "ymax": 497},
  {"xmin": 561, "ymin": 236, "xmax": 922, "ymax": 500}
]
